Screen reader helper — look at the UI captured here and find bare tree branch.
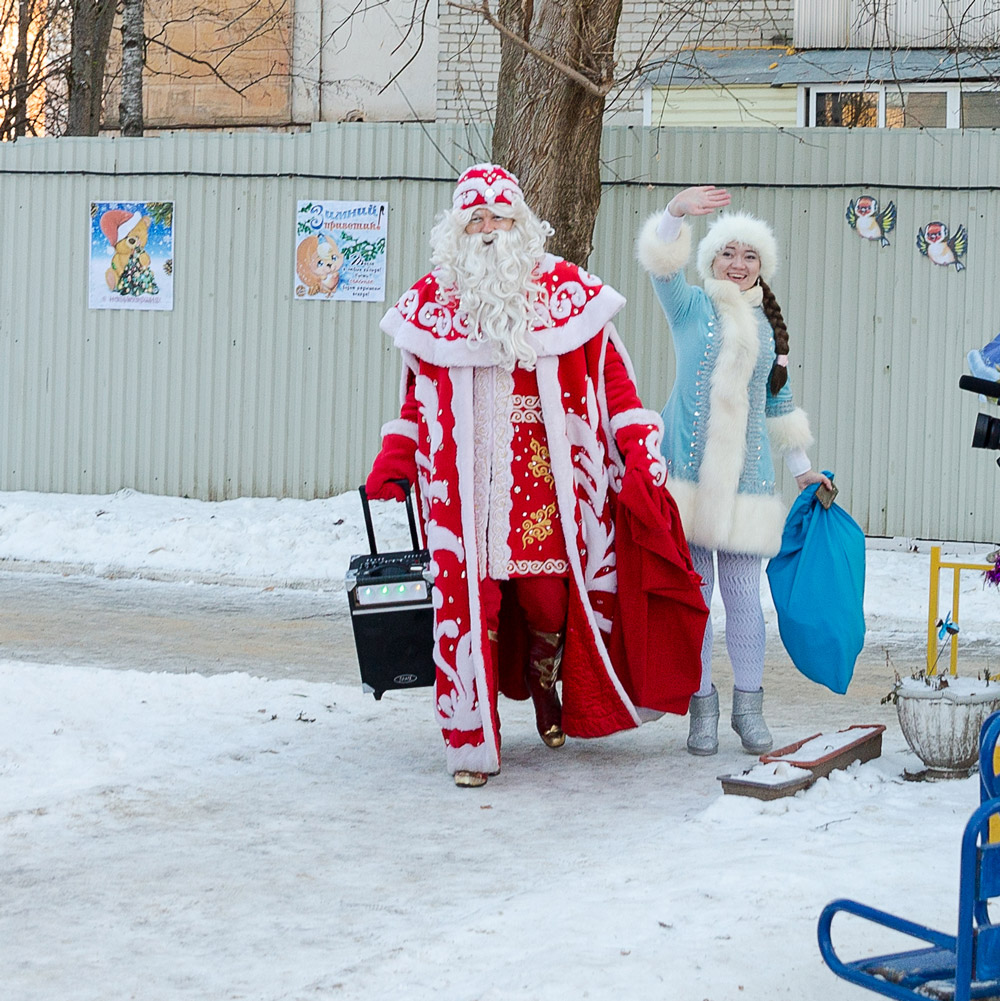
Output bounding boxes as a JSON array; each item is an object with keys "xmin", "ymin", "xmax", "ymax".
[
  {"xmin": 380, "ymin": 0, "xmax": 434, "ymax": 94},
  {"xmin": 143, "ymin": 36, "xmax": 263, "ymax": 96},
  {"xmin": 448, "ymin": 0, "xmax": 612, "ymax": 97}
]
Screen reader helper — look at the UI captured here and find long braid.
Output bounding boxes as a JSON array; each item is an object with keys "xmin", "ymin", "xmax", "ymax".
[{"xmin": 759, "ymin": 277, "xmax": 789, "ymax": 395}]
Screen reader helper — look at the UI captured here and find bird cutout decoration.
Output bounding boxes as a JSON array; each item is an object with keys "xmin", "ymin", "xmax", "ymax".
[
  {"xmin": 846, "ymin": 195, "xmax": 896, "ymax": 247},
  {"xmin": 917, "ymin": 220, "xmax": 968, "ymax": 271}
]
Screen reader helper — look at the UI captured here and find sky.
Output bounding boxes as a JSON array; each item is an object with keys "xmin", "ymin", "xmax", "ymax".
[{"xmin": 4, "ymin": 486, "xmax": 1000, "ymax": 1001}]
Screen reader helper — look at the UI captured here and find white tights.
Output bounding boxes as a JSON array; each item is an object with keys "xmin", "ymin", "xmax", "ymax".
[{"xmin": 689, "ymin": 546, "xmax": 765, "ymax": 697}]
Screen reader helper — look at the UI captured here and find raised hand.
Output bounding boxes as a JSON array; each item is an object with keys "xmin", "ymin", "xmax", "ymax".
[{"xmin": 666, "ymin": 185, "xmax": 731, "ymax": 218}]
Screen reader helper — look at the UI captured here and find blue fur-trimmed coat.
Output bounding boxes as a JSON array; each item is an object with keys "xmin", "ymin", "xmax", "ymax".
[{"xmin": 637, "ymin": 218, "xmax": 814, "ymax": 558}]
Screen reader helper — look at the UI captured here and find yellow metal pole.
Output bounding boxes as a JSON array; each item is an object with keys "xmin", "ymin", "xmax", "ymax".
[
  {"xmin": 926, "ymin": 548, "xmax": 991, "ymax": 678},
  {"xmin": 951, "ymin": 567, "xmax": 961, "ymax": 677},
  {"xmin": 928, "ymin": 546, "xmax": 941, "ymax": 675}
]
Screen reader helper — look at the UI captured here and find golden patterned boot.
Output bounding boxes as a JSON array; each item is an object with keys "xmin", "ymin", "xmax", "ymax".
[
  {"xmin": 525, "ymin": 628, "xmax": 566, "ymax": 748},
  {"xmin": 454, "ymin": 770, "xmax": 488, "ymax": 788}
]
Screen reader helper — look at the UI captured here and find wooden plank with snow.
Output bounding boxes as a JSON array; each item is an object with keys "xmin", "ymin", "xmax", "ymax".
[{"xmin": 719, "ymin": 725, "xmax": 885, "ymax": 799}]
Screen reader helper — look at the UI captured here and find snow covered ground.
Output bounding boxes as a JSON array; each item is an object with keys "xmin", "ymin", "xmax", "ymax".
[{"xmin": 3, "ymin": 488, "xmax": 1000, "ymax": 1001}]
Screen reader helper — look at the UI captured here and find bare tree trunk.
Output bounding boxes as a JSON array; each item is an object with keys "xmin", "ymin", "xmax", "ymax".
[
  {"xmin": 13, "ymin": 0, "xmax": 31, "ymax": 136},
  {"xmin": 67, "ymin": 0, "xmax": 116, "ymax": 135},
  {"xmin": 1, "ymin": 0, "xmax": 68, "ymax": 140},
  {"xmin": 119, "ymin": 0, "xmax": 144, "ymax": 136},
  {"xmin": 493, "ymin": 0, "xmax": 622, "ymax": 267}
]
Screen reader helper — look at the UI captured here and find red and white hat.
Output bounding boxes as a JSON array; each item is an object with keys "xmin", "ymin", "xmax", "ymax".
[
  {"xmin": 99, "ymin": 208, "xmax": 143, "ymax": 246},
  {"xmin": 452, "ymin": 163, "xmax": 523, "ymax": 212}
]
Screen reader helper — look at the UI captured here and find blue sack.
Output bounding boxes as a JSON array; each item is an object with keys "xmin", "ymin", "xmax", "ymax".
[{"xmin": 765, "ymin": 473, "xmax": 866, "ymax": 694}]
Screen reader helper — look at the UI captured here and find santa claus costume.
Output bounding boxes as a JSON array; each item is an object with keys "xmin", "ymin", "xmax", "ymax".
[{"xmin": 367, "ymin": 165, "xmax": 708, "ymax": 783}]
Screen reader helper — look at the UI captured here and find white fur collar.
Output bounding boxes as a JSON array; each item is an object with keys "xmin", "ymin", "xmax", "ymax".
[{"xmin": 686, "ymin": 273, "xmax": 761, "ymax": 549}]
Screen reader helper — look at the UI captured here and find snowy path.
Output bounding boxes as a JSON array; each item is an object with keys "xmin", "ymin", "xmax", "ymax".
[
  {"xmin": 3, "ymin": 488, "xmax": 1000, "ymax": 1000},
  {"xmin": 1, "ymin": 658, "xmax": 975, "ymax": 1001},
  {"xmin": 0, "ymin": 571, "xmax": 354, "ymax": 683}
]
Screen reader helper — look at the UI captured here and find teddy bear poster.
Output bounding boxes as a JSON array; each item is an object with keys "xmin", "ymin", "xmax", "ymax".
[
  {"xmin": 294, "ymin": 200, "xmax": 387, "ymax": 302},
  {"xmin": 89, "ymin": 201, "xmax": 174, "ymax": 310}
]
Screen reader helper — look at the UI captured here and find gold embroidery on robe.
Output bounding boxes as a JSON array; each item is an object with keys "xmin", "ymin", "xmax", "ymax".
[
  {"xmin": 521, "ymin": 502, "xmax": 557, "ymax": 547},
  {"xmin": 527, "ymin": 439, "xmax": 554, "ymax": 485}
]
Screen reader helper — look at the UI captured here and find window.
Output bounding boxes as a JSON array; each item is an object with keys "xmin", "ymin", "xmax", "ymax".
[
  {"xmin": 962, "ymin": 91, "xmax": 1000, "ymax": 127},
  {"xmin": 814, "ymin": 90, "xmax": 880, "ymax": 127},
  {"xmin": 805, "ymin": 84, "xmax": 1000, "ymax": 128},
  {"xmin": 885, "ymin": 90, "xmax": 948, "ymax": 128}
]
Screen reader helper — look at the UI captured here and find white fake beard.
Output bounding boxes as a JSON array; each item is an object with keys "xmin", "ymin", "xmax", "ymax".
[{"xmin": 442, "ymin": 227, "xmax": 544, "ymax": 370}]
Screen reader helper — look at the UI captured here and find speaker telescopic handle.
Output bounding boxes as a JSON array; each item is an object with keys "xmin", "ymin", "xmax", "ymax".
[
  {"xmin": 357, "ymin": 480, "xmax": 421, "ymax": 555},
  {"xmin": 358, "ymin": 485, "xmax": 378, "ymax": 555},
  {"xmin": 394, "ymin": 479, "xmax": 422, "ymax": 550}
]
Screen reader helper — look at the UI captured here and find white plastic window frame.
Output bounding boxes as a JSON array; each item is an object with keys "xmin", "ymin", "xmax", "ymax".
[
  {"xmin": 883, "ymin": 83, "xmax": 959, "ymax": 128},
  {"xmin": 805, "ymin": 85, "xmax": 885, "ymax": 127},
  {"xmin": 958, "ymin": 85, "xmax": 1000, "ymax": 128},
  {"xmin": 801, "ymin": 84, "xmax": 973, "ymax": 128},
  {"xmin": 642, "ymin": 81, "xmax": 1000, "ymax": 129}
]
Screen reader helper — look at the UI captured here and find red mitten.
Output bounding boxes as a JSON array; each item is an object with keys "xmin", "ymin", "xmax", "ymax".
[
  {"xmin": 365, "ymin": 431, "xmax": 416, "ymax": 501},
  {"xmin": 613, "ymin": 417, "xmax": 668, "ymax": 487}
]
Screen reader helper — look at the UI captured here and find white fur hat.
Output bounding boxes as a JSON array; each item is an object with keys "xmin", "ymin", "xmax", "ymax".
[{"xmin": 696, "ymin": 211, "xmax": 778, "ymax": 283}]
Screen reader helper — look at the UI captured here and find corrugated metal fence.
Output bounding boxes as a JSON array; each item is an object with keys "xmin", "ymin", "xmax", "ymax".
[
  {"xmin": 794, "ymin": 0, "xmax": 1000, "ymax": 47},
  {"xmin": 1, "ymin": 123, "xmax": 998, "ymax": 541}
]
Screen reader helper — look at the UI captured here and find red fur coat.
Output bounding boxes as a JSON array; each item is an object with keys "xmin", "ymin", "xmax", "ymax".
[{"xmin": 369, "ymin": 255, "xmax": 708, "ymax": 774}]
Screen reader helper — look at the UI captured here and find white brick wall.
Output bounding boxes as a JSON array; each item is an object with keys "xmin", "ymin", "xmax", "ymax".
[
  {"xmin": 437, "ymin": 0, "xmax": 795, "ymax": 122},
  {"xmin": 438, "ymin": 7, "xmax": 502, "ymax": 121}
]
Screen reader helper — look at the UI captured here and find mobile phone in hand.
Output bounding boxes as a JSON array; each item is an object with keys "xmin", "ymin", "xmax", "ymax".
[{"xmin": 816, "ymin": 483, "xmax": 838, "ymax": 509}]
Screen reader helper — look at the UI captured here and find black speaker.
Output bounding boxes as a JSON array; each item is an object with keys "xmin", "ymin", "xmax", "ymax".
[{"xmin": 345, "ymin": 483, "xmax": 435, "ymax": 700}]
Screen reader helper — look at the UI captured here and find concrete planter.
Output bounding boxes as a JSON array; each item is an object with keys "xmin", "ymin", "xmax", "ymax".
[{"xmin": 896, "ymin": 680, "xmax": 1000, "ymax": 779}]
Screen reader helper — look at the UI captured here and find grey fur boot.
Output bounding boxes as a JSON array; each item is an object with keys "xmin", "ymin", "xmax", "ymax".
[
  {"xmin": 687, "ymin": 686, "xmax": 720, "ymax": 755},
  {"xmin": 731, "ymin": 687, "xmax": 773, "ymax": 754}
]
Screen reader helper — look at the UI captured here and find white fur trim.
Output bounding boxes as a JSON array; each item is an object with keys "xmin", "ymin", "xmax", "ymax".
[
  {"xmin": 637, "ymin": 215, "xmax": 692, "ymax": 279},
  {"xmin": 607, "ymin": 325, "xmax": 639, "ymax": 384},
  {"xmin": 444, "ymin": 743, "xmax": 500, "ymax": 776},
  {"xmin": 380, "ymin": 283, "xmax": 626, "ymax": 368},
  {"xmin": 595, "ymin": 329, "xmax": 618, "ymax": 472},
  {"xmin": 381, "ymin": 418, "xmax": 418, "ymax": 442},
  {"xmin": 609, "ymin": 408, "xmax": 664, "ymax": 436},
  {"xmin": 767, "ymin": 407, "xmax": 814, "ymax": 454},
  {"xmin": 696, "ymin": 211, "xmax": 778, "ymax": 284},
  {"xmin": 691, "ymin": 278, "xmax": 760, "ymax": 547},
  {"xmin": 668, "ymin": 478, "xmax": 786, "ymax": 557},
  {"xmin": 449, "ymin": 366, "xmax": 501, "ymax": 775}
]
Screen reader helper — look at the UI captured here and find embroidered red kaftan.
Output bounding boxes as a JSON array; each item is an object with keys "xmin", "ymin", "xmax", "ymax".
[{"xmin": 368, "ymin": 254, "xmax": 708, "ymax": 775}]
